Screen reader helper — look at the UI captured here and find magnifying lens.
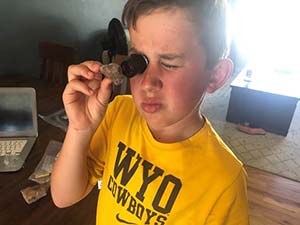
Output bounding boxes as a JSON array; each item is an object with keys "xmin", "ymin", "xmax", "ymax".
[{"xmin": 121, "ymin": 54, "xmax": 149, "ymax": 78}]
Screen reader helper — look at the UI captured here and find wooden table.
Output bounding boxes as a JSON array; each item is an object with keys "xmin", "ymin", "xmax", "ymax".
[
  {"xmin": 226, "ymin": 67, "xmax": 300, "ymax": 136},
  {"xmin": 0, "ymin": 76, "xmax": 98, "ymax": 225}
]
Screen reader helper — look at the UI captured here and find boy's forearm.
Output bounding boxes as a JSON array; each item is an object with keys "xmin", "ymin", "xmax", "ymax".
[{"xmin": 51, "ymin": 127, "xmax": 94, "ymax": 207}]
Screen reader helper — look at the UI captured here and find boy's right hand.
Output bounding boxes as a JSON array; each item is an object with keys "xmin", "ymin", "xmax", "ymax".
[{"xmin": 63, "ymin": 61, "xmax": 112, "ymax": 133}]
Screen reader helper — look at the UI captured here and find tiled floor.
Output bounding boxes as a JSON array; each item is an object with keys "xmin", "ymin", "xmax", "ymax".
[{"xmin": 201, "ymin": 74, "xmax": 300, "ymax": 182}]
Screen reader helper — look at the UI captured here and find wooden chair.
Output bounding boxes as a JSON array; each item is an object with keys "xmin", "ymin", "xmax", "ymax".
[{"xmin": 39, "ymin": 42, "xmax": 75, "ymax": 85}]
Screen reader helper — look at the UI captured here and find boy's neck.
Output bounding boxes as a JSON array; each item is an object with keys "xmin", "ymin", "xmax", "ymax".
[{"xmin": 148, "ymin": 113, "xmax": 205, "ymax": 143}]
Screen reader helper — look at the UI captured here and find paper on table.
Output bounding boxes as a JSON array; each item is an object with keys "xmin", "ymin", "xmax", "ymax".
[
  {"xmin": 39, "ymin": 109, "xmax": 68, "ymax": 132},
  {"xmin": 29, "ymin": 140, "xmax": 62, "ymax": 184}
]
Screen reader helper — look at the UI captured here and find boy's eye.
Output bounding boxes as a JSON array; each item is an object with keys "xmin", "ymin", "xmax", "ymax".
[{"xmin": 161, "ymin": 62, "xmax": 181, "ymax": 70}]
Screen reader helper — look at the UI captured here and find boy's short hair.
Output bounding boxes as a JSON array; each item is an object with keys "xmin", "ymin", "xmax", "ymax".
[{"xmin": 122, "ymin": 0, "xmax": 229, "ymax": 69}]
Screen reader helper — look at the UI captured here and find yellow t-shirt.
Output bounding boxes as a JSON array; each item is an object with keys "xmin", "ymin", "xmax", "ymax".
[{"xmin": 87, "ymin": 95, "xmax": 249, "ymax": 225}]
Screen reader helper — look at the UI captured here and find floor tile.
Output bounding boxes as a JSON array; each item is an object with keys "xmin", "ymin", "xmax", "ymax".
[{"xmin": 201, "ymin": 74, "xmax": 300, "ymax": 182}]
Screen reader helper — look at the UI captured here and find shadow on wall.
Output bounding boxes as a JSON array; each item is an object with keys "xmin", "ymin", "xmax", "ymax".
[
  {"xmin": 78, "ymin": 29, "xmax": 108, "ymax": 63},
  {"xmin": 0, "ymin": 13, "xmax": 108, "ymax": 77}
]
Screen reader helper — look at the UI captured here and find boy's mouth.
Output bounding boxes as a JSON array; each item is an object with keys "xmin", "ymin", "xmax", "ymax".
[{"xmin": 141, "ymin": 101, "xmax": 162, "ymax": 113}]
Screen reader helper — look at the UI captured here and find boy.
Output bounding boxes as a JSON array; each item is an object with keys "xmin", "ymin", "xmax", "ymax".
[{"xmin": 51, "ymin": 0, "xmax": 249, "ymax": 224}]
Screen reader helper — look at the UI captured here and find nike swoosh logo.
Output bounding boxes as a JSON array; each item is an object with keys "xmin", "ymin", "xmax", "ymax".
[{"xmin": 115, "ymin": 213, "xmax": 137, "ymax": 224}]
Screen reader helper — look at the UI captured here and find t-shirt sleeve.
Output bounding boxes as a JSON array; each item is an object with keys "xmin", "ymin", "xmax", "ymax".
[{"xmin": 206, "ymin": 167, "xmax": 249, "ymax": 225}]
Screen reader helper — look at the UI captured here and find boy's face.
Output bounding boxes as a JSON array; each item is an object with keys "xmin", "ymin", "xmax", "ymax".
[{"xmin": 129, "ymin": 8, "xmax": 211, "ymax": 131}]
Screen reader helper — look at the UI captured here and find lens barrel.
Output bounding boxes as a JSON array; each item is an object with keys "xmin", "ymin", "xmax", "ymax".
[{"xmin": 120, "ymin": 54, "xmax": 148, "ymax": 78}]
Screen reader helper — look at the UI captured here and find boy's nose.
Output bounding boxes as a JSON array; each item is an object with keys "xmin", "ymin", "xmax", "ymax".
[{"xmin": 140, "ymin": 64, "xmax": 163, "ymax": 92}]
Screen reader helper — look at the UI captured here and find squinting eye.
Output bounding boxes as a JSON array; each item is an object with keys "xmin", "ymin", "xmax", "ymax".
[{"xmin": 161, "ymin": 63, "xmax": 181, "ymax": 70}]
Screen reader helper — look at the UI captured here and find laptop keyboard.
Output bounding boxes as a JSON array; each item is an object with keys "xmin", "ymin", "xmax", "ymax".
[{"xmin": 0, "ymin": 140, "xmax": 27, "ymax": 156}]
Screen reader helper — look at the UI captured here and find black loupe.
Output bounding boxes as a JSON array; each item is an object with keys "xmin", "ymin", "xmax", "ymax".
[{"xmin": 121, "ymin": 54, "xmax": 149, "ymax": 78}]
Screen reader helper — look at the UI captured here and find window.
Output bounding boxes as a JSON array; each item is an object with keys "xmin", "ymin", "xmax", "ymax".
[{"xmin": 229, "ymin": 0, "xmax": 300, "ymax": 73}]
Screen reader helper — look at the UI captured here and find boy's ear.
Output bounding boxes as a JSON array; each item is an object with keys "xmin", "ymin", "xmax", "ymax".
[{"xmin": 206, "ymin": 58, "xmax": 233, "ymax": 93}]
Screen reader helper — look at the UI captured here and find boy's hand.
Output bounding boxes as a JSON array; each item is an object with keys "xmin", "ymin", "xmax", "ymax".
[{"xmin": 63, "ymin": 61, "xmax": 112, "ymax": 133}]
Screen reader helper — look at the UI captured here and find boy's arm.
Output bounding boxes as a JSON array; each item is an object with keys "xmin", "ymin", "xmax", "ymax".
[
  {"xmin": 50, "ymin": 61, "xmax": 112, "ymax": 208},
  {"xmin": 51, "ymin": 127, "xmax": 95, "ymax": 208},
  {"xmin": 206, "ymin": 168, "xmax": 249, "ymax": 225}
]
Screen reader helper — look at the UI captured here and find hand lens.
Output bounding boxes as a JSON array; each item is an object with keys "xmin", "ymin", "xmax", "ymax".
[
  {"xmin": 101, "ymin": 54, "xmax": 149, "ymax": 85},
  {"xmin": 121, "ymin": 54, "xmax": 149, "ymax": 78}
]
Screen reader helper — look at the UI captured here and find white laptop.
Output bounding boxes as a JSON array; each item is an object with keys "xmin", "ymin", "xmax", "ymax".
[{"xmin": 0, "ymin": 87, "xmax": 38, "ymax": 172}]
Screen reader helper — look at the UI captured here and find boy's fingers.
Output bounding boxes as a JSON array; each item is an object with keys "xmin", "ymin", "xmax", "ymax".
[
  {"xmin": 63, "ymin": 78, "xmax": 112, "ymax": 107},
  {"xmin": 80, "ymin": 61, "xmax": 102, "ymax": 73},
  {"xmin": 81, "ymin": 61, "xmax": 103, "ymax": 81},
  {"xmin": 68, "ymin": 64, "xmax": 94, "ymax": 82},
  {"xmin": 64, "ymin": 80, "xmax": 93, "ymax": 98},
  {"xmin": 96, "ymin": 78, "xmax": 113, "ymax": 106},
  {"xmin": 68, "ymin": 61, "xmax": 103, "ymax": 82},
  {"xmin": 87, "ymin": 79, "xmax": 101, "ymax": 91}
]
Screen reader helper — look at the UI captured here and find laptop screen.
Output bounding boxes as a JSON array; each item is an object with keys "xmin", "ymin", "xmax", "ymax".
[{"xmin": 0, "ymin": 88, "xmax": 38, "ymax": 137}]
